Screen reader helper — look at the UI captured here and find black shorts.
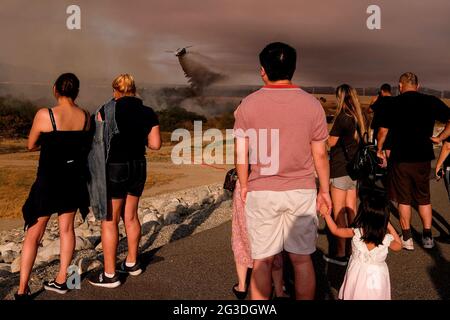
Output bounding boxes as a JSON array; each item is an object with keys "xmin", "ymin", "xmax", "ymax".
[
  {"xmin": 107, "ymin": 159, "xmax": 147, "ymax": 199},
  {"xmin": 388, "ymin": 161, "xmax": 431, "ymax": 206}
]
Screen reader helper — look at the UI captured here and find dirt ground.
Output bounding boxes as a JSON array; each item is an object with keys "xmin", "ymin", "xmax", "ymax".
[{"xmin": 0, "ymin": 141, "xmax": 232, "ymax": 231}]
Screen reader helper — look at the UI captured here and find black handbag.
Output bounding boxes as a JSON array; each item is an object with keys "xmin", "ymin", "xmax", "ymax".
[
  {"xmin": 223, "ymin": 168, "xmax": 238, "ymax": 192},
  {"xmin": 341, "ymin": 123, "xmax": 380, "ymax": 181}
]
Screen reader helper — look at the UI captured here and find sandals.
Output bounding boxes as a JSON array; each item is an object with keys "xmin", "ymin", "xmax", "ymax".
[{"xmin": 232, "ymin": 283, "xmax": 248, "ymax": 300}]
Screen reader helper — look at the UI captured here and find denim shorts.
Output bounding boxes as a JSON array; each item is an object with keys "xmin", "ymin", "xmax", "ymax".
[
  {"xmin": 330, "ymin": 175, "xmax": 357, "ymax": 191},
  {"xmin": 107, "ymin": 159, "xmax": 147, "ymax": 198}
]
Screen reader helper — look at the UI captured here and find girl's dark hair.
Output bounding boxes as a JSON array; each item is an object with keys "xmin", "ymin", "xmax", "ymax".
[
  {"xmin": 352, "ymin": 194, "xmax": 390, "ymax": 246},
  {"xmin": 54, "ymin": 73, "xmax": 79, "ymax": 100}
]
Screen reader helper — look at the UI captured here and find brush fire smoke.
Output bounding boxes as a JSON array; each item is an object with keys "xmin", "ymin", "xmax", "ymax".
[{"xmin": 177, "ymin": 52, "xmax": 227, "ymax": 95}]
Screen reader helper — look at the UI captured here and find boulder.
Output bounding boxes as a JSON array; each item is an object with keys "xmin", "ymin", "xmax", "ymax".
[
  {"xmin": 198, "ymin": 190, "xmax": 212, "ymax": 204},
  {"xmin": 149, "ymin": 198, "xmax": 168, "ymax": 212},
  {"xmin": 86, "ymin": 236, "xmax": 101, "ymax": 247},
  {"xmin": 1, "ymin": 250, "xmax": 17, "ymax": 264},
  {"xmin": 87, "ymin": 260, "xmax": 103, "ymax": 273},
  {"xmin": 0, "ymin": 263, "xmax": 11, "ymax": 272},
  {"xmin": 42, "ymin": 239, "xmax": 54, "ymax": 247},
  {"xmin": 142, "ymin": 210, "xmax": 161, "ymax": 225},
  {"xmin": 10, "ymin": 256, "xmax": 21, "ymax": 273},
  {"xmin": 0, "ymin": 242, "xmax": 20, "ymax": 255},
  {"xmin": 75, "ymin": 227, "xmax": 94, "ymax": 239},
  {"xmin": 75, "ymin": 236, "xmax": 94, "ymax": 251},
  {"xmin": 190, "ymin": 203, "xmax": 202, "ymax": 211},
  {"xmin": 78, "ymin": 257, "xmax": 103, "ymax": 274},
  {"xmin": 36, "ymin": 240, "xmax": 60, "ymax": 263},
  {"xmin": 162, "ymin": 211, "xmax": 180, "ymax": 225},
  {"xmin": 95, "ymin": 242, "xmax": 103, "ymax": 252}
]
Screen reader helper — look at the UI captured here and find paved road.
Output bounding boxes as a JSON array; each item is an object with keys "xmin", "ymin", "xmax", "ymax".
[{"xmin": 37, "ymin": 175, "xmax": 450, "ymax": 300}]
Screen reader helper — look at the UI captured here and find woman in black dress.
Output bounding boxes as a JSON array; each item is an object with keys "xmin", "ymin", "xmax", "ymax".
[{"xmin": 16, "ymin": 73, "xmax": 91, "ymax": 299}]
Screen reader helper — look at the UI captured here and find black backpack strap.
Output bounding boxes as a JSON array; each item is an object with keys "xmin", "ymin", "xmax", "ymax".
[{"xmin": 48, "ymin": 108, "xmax": 57, "ymax": 131}]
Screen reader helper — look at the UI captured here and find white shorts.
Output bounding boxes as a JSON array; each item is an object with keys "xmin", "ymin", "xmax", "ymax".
[{"xmin": 245, "ymin": 189, "xmax": 318, "ymax": 260}]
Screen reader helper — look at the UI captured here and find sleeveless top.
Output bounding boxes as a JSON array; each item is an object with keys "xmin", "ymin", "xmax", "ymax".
[{"xmin": 22, "ymin": 108, "xmax": 91, "ymax": 229}]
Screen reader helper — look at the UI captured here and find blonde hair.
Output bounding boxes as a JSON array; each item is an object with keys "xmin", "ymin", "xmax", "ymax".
[
  {"xmin": 333, "ymin": 84, "xmax": 367, "ymax": 141},
  {"xmin": 112, "ymin": 74, "xmax": 136, "ymax": 96},
  {"xmin": 399, "ymin": 72, "xmax": 419, "ymax": 87}
]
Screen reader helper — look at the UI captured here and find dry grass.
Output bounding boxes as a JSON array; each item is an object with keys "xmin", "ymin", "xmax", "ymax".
[
  {"xmin": 0, "ymin": 165, "xmax": 179, "ymax": 219},
  {"xmin": 0, "ymin": 167, "xmax": 36, "ymax": 219},
  {"xmin": 0, "ymin": 138, "xmax": 28, "ymax": 155},
  {"xmin": 144, "ymin": 172, "xmax": 179, "ymax": 190}
]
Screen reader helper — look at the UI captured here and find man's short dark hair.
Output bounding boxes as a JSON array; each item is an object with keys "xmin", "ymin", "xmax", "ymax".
[
  {"xmin": 259, "ymin": 42, "xmax": 297, "ymax": 81},
  {"xmin": 399, "ymin": 72, "xmax": 419, "ymax": 86},
  {"xmin": 380, "ymin": 83, "xmax": 391, "ymax": 93}
]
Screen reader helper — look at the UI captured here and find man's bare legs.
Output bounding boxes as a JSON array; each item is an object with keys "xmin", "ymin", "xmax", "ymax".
[
  {"xmin": 418, "ymin": 204, "xmax": 432, "ymax": 230},
  {"xmin": 250, "ymin": 256, "xmax": 275, "ymax": 300},
  {"xmin": 398, "ymin": 204, "xmax": 412, "ymax": 231},
  {"xmin": 288, "ymin": 253, "xmax": 315, "ymax": 300}
]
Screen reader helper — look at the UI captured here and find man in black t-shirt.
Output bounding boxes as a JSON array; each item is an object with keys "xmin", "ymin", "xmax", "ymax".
[
  {"xmin": 370, "ymin": 84, "xmax": 393, "ymax": 149},
  {"xmin": 377, "ymin": 72, "xmax": 450, "ymax": 251}
]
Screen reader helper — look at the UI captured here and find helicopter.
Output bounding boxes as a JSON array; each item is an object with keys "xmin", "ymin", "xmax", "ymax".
[{"xmin": 165, "ymin": 46, "xmax": 193, "ymax": 57}]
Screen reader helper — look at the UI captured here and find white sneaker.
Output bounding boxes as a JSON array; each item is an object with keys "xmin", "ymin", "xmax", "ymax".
[
  {"xmin": 402, "ymin": 238, "xmax": 414, "ymax": 251},
  {"xmin": 422, "ymin": 236, "xmax": 435, "ymax": 249}
]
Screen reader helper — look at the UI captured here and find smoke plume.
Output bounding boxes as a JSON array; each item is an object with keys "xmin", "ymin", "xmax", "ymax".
[{"xmin": 178, "ymin": 52, "xmax": 227, "ymax": 95}]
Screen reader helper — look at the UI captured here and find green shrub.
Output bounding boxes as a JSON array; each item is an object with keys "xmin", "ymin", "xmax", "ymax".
[
  {"xmin": 156, "ymin": 106, "xmax": 207, "ymax": 131},
  {"xmin": 0, "ymin": 95, "xmax": 38, "ymax": 138}
]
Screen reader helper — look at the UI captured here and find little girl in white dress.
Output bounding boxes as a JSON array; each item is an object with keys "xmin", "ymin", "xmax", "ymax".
[{"xmin": 321, "ymin": 194, "xmax": 402, "ymax": 300}]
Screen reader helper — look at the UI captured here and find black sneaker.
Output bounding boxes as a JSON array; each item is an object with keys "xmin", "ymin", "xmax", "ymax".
[
  {"xmin": 119, "ymin": 261, "xmax": 142, "ymax": 276},
  {"xmin": 14, "ymin": 287, "xmax": 31, "ymax": 301},
  {"xmin": 323, "ymin": 254, "xmax": 349, "ymax": 266},
  {"xmin": 43, "ymin": 280, "xmax": 69, "ymax": 294},
  {"xmin": 88, "ymin": 271, "xmax": 121, "ymax": 288}
]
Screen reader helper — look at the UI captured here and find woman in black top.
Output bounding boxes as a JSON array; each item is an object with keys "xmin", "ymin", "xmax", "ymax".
[
  {"xmin": 324, "ymin": 84, "xmax": 367, "ymax": 265},
  {"xmin": 16, "ymin": 73, "xmax": 91, "ymax": 299},
  {"xmin": 88, "ymin": 74, "xmax": 161, "ymax": 288}
]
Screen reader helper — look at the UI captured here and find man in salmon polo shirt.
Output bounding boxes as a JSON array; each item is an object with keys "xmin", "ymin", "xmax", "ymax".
[{"xmin": 234, "ymin": 42, "xmax": 332, "ymax": 300}]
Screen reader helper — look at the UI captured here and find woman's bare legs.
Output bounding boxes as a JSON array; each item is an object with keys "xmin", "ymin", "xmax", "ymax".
[
  {"xmin": 345, "ymin": 189, "xmax": 357, "ymax": 255},
  {"xmin": 234, "ymin": 262, "xmax": 248, "ymax": 292},
  {"xmin": 18, "ymin": 216, "xmax": 50, "ymax": 294},
  {"xmin": 55, "ymin": 211, "xmax": 76, "ymax": 284},
  {"xmin": 122, "ymin": 194, "xmax": 141, "ymax": 264},
  {"xmin": 102, "ymin": 198, "xmax": 124, "ymax": 275},
  {"xmin": 331, "ymin": 186, "xmax": 348, "ymax": 257}
]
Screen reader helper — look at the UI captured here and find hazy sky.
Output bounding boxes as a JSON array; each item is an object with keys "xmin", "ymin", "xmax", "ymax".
[{"xmin": 1, "ymin": 0, "xmax": 449, "ymax": 90}]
